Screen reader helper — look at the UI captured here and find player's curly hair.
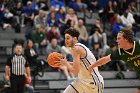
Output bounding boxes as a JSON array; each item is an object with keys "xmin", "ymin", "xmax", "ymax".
[
  {"xmin": 64, "ymin": 28, "xmax": 80, "ymax": 39},
  {"xmin": 119, "ymin": 27, "xmax": 134, "ymax": 43}
]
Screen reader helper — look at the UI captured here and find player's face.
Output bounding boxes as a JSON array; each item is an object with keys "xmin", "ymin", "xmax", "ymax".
[
  {"xmin": 116, "ymin": 33, "xmax": 126, "ymax": 48},
  {"xmin": 65, "ymin": 34, "xmax": 74, "ymax": 47}
]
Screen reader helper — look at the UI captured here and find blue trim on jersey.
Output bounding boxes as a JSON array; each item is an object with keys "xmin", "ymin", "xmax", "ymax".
[
  {"xmin": 81, "ymin": 59, "xmax": 96, "ymax": 85},
  {"xmin": 75, "ymin": 43, "xmax": 101, "ymax": 93},
  {"xmin": 85, "ymin": 58, "xmax": 101, "ymax": 93},
  {"xmin": 70, "ymin": 84, "xmax": 79, "ymax": 93}
]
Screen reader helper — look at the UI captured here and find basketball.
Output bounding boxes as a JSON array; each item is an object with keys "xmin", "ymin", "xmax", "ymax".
[{"xmin": 47, "ymin": 52, "xmax": 63, "ymax": 68}]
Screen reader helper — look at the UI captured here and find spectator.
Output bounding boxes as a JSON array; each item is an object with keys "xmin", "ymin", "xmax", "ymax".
[
  {"xmin": 111, "ymin": 18, "xmax": 125, "ymax": 38},
  {"xmin": 46, "ymin": 25, "xmax": 60, "ymax": 43},
  {"xmin": 40, "ymin": 0, "xmax": 49, "ymax": 12},
  {"xmin": 31, "ymin": 0, "xmax": 40, "ymax": 14},
  {"xmin": 57, "ymin": 8, "xmax": 66, "ymax": 27},
  {"xmin": 0, "ymin": 2, "xmax": 6, "ymax": 27},
  {"xmin": 46, "ymin": 38, "xmax": 63, "ymax": 56},
  {"xmin": 66, "ymin": 0, "xmax": 80, "ymax": 11},
  {"xmin": 32, "ymin": 25, "xmax": 47, "ymax": 54},
  {"xmin": 11, "ymin": 2, "xmax": 23, "ymax": 25},
  {"xmin": 77, "ymin": 0, "xmax": 87, "ymax": 10},
  {"xmin": 91, "ymin": 42, "xmax": 104, "ymax": 60},
  {"xmin": 88, "ymin": 19, "xmax": 108, "ymax": 49},
  {"xmin": 11, "ymin": 2, "xmax": 23, "ymax": 33},
  {"xmin": 21, "ymin": 1, "xmax": 35, "ymax": 27},
  {"xmin": 3, "ymin": 9, "xmax": 13, "ymax": 29},
  {"xmin": 24, "ymin": 40, "xmax": 38, "ymax": 67},
  {"xmin": 46, "ymin": 12, "xmax": 59, "ymax": 27},
  {"xmin": 34, "ymin": 10, "xmax": 46, "ymax": 28},
  {"xmin": 74, "ymin": 19, "xmax": 88, "ymax": 45},
  {"xmin": 104, "ymin": 0, "xmax": 114, "ymax": 22},
  {"xmin": 120, "ymin": 6, "xmax": 137, "ymax": 37},
  {"xmin": 129, "ymin": 1, "xmax": 140, "ymax": 24},
  {"xmin": 5, "ymin": 44, "xmax": 31, "ymax": 93},
  {"xmin": 60, "ymin": 19, "xmax": 74, "ymax": 38},
  {"xmin": 65, "ymin": 8, "xmax": 78, "ymax": 26},
  {"xmin": 87, "ymin": 0, "xmax": 100, "ymax": 13},
  {"xmin": 50, "ymin": 0, "xmax": 65, "ymax": 12}
]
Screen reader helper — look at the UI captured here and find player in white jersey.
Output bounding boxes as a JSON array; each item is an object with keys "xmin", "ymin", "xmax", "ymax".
[{"xmin": 57, "ymin": 28, "xmax": 104, "ymax": 93}]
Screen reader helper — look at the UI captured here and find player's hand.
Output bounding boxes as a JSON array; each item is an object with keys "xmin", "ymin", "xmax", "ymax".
[
  {"xmin": 59, "ymin": 55, "xmax": 67, "ymax": 65},
  {"xmin": 55, "ymin": 55, "xmax": 67, "ymax": 66},
  {"xmin": 88, "ymin": 65, "xmax": 93, "ymax": 74}
]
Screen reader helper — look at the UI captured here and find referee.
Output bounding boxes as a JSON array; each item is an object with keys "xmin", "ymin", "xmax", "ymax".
[{"xmin": 5, "ymin": 44, "xmax": 31, "ymax": 93}]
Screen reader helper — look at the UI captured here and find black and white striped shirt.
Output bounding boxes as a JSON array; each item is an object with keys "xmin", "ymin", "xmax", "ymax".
[{"xmin": 6, "ymin": 54, "xmax": 29, "ymax": 76}]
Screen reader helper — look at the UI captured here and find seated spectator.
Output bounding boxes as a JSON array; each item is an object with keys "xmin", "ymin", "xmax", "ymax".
[
  {"xmin": 65, "ymin": 8, "xmax": 78, "ymax": 26},
  {"xmin": 60, "ymin": 19, "xmax": 74, "ymax": 38},
  {"xmin": 32, "ymin": 25, "xmax": 47, "ymax": 55},
  {"xmin": 129, "ymin": 1, "xmax": 140, "ymax": 24},
  {"xmin": 40, "ymin": 1, "xmax": 49, "ymax": 12},
  {"xmin": 46, "ymin": 25, "xmax": 60, "ymax": 43},
  {"xmin": 50, "ymin": 0, "xmax": 65, "ymax": 12},
  {"xmin": 111, "ymin": 18, "xmax": 125, "ymax": 38},
  {"xmin": 66, "ymin": 0, "xmax": 80, "ymax": 11},
  {"xmin": 0, "ymin": 1, "xmax": 6, "ymax": 27},
  {"xmin": 74, "ymin": 19, "xmax": 88, "ymax": 46},
  {"xmin": 87, "ymin": 0, "xmax": 100, "ymax": 13},
  {"xmin": 31, "ymin": 0, "xmax": 40, "ymax": 15},
  {"xmin": 57, "ymin": 8, "xmax": 66, "ymax": 28},
  {"xmin": 34, "ymin": 10, "xmax": 46, "ymax": 28},
  {"xmin": 24, "ymin": 40, "xmax": 38, "ymax": 67},
  {"xmin": 46, "ymin": 12, "xmax": 59, "ymax": 27},
  {"xmin": 120, "ymin": 6, "xmax": 137, "ymax": 37},
  {"xmin": 46, "ymin": 38, "xmax": 63, "ymax": 56},
  {"xmin": 88, "ymin": 19, "xmax": 109, "ymax": 49},
  {"xmin": 76, "ymin": 0, "xmax": 87, "ymax": 10},
  {"xmin": 91, "ymin": 42, "xmax": 104, "ymax": 60},
  {"xmin": 21, "ymin": 1, "xmax": 35, "ymax": 27},
  {"xmin": 3, "ymin": 9, "xmax": 13, "ymax": 29},
  {"xmin": 11, "ymin": 2, "xmax": 23, "ymax": 33}
]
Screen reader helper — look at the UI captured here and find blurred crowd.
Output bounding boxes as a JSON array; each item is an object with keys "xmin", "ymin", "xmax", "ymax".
[{"xmin": 1, "ymin": 0, "xmax": 140, "ymax": 78}]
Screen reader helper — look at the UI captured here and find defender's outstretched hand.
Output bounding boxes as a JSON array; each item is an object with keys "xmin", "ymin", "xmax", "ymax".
[{"xmin": 88, "ymin": 65, "xmax": 93, "ymax": 74}]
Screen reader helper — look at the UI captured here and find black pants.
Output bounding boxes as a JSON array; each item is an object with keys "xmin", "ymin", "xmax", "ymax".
[{"xmin": 10, "ymin": 74, "xmax": 25, "ymax": 93}]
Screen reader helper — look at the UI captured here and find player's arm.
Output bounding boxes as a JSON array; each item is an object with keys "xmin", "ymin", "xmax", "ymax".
[
  {"xmin": 61, "ymin": 46, "xmax": 81, "ymax": 75},
  {"xmin": 88, "ymin": 55, "xmax": 111, "ymax": 73}
]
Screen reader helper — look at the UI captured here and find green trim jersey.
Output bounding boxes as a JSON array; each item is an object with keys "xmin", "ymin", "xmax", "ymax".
[{"xmin": 110, "ymin": 40, "xmax": 140, "ymax": 89}]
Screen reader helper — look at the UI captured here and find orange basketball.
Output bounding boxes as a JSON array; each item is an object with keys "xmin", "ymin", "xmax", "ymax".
[{"xmin": 47, "ymin": 52, "xmax": 63, "ymax": 67}]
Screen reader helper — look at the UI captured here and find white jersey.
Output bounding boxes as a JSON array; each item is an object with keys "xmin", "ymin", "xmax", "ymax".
[{"xmin": 69, "ymin": 43, "xmax": 104, "ymax": 93}]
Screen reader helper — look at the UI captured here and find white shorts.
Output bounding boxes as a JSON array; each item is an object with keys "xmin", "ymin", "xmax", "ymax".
[{"xmin": 63, "ymin": 76, "xmax": 104, "ymax": 93}]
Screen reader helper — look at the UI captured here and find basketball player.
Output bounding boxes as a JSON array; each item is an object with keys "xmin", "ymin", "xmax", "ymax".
[
  {"xmin": 88, "ymin": 27, "xmax": 140, "ymax": 93},
  {"xmin": 58, "ymin": 28, "xmax": 104, "ymax": 93}
]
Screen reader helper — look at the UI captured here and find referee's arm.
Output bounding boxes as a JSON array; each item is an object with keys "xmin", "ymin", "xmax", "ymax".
[
  {"xmin": 25, "ymin": 61, "xmax": 31, "ymax": 78},
  {"xmin": 5, "ymin": 57, "xmax": 11, "ymax": 80},
  {"xmin": 25, "ymin": 67, "xmax": 31, "ymax": 77},
  {"xmin": 5, "ymin": 65, "xmax": 10, "ymax": 80}
]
